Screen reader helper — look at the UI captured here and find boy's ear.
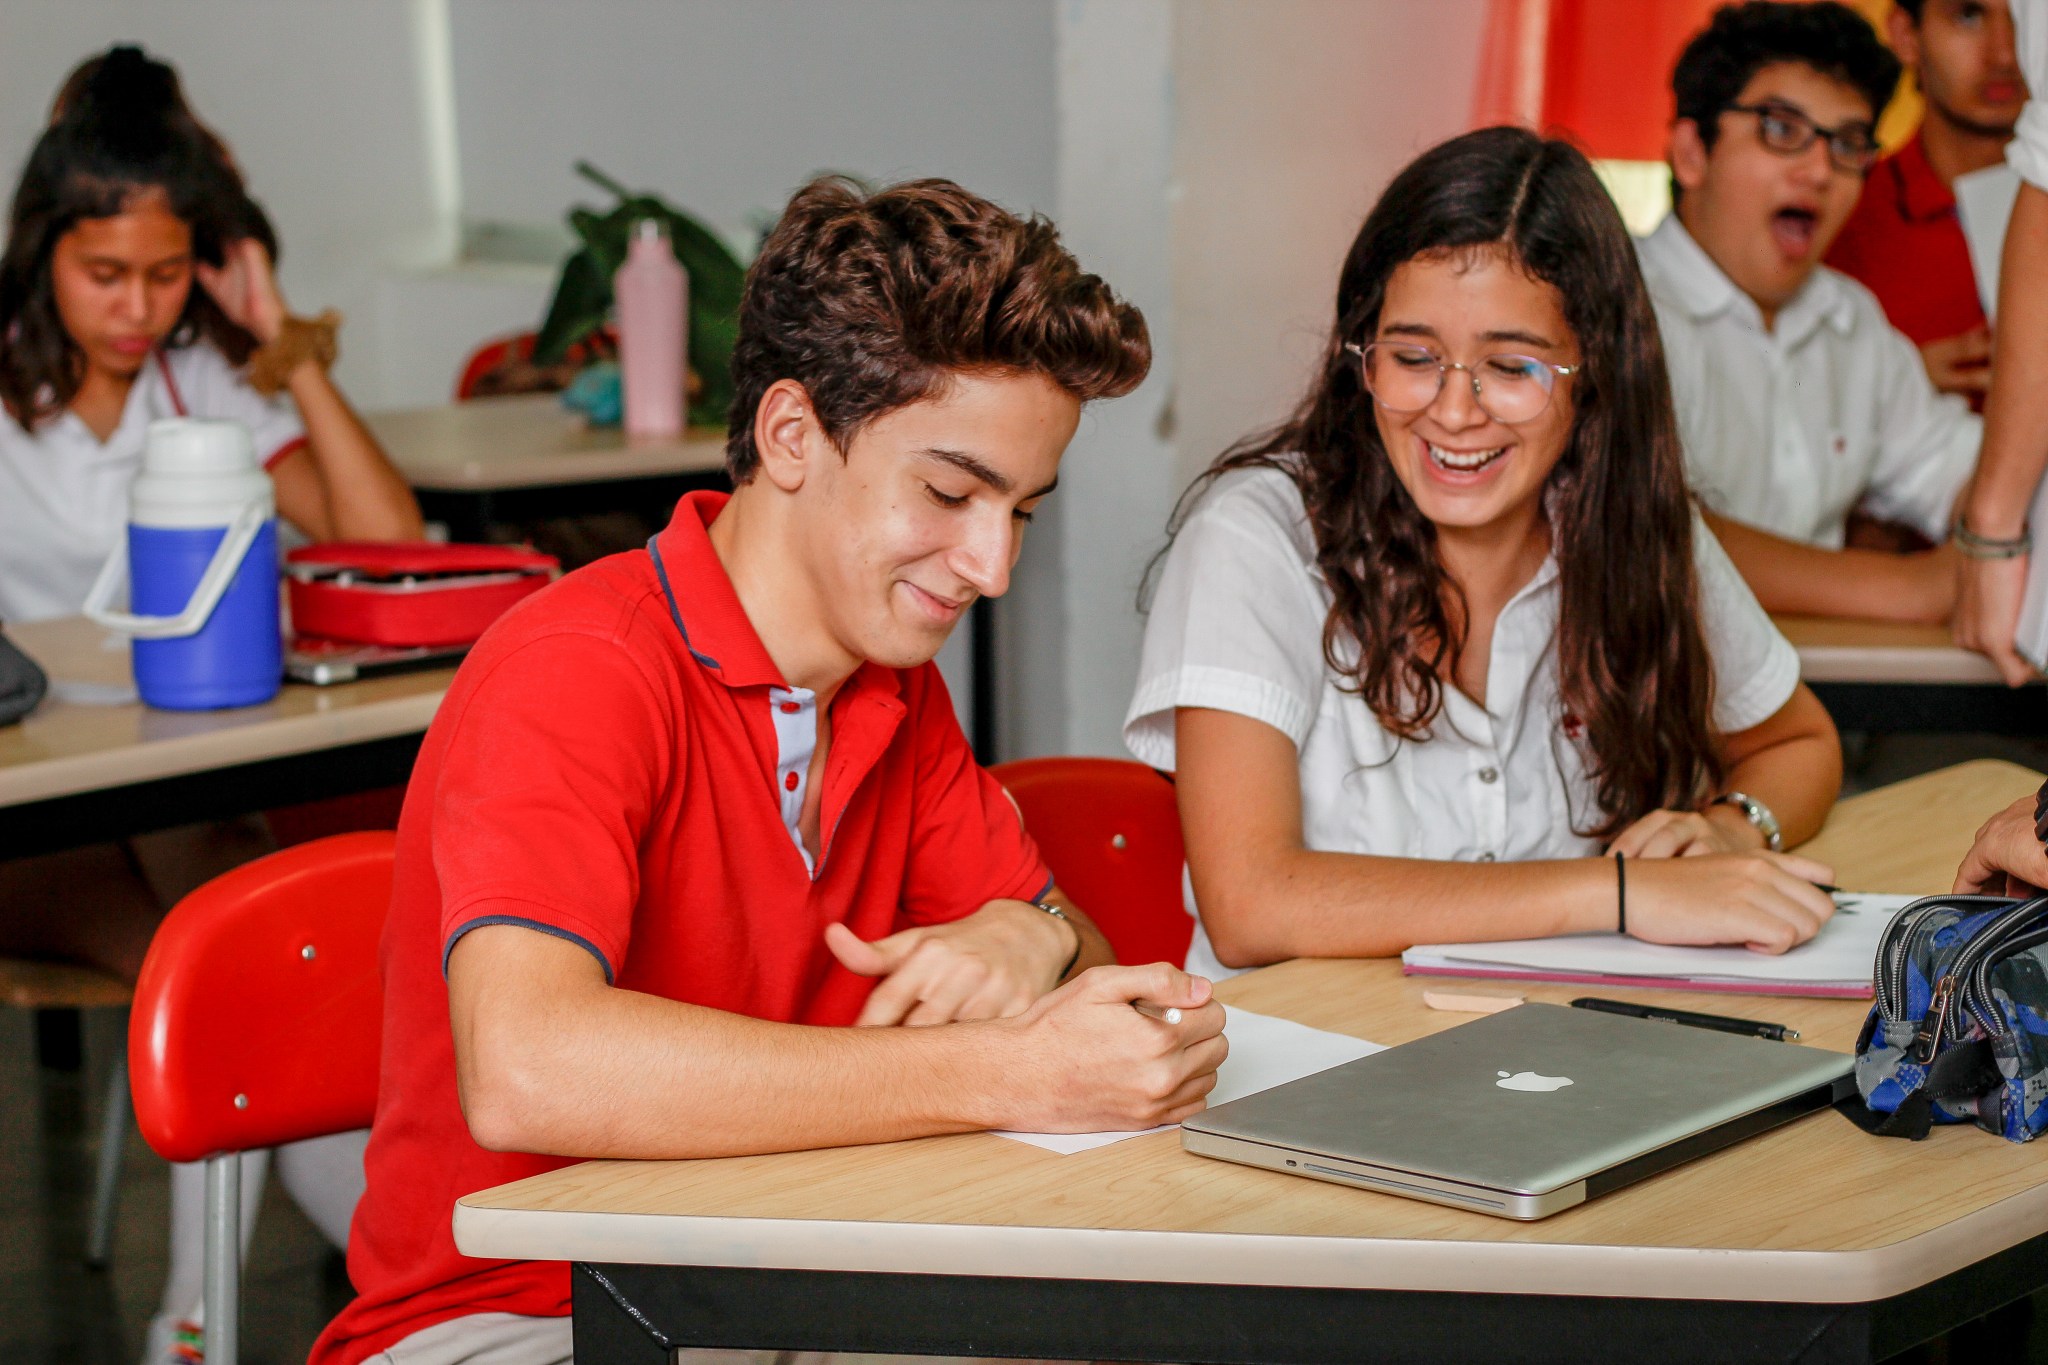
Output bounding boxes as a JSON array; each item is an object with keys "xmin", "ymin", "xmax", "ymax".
[
  {"xmin": 1885, "ymin": 6, "xmax": 1921, "ymax": 69},
  {"xmin": 1669, "ymin": 118, "xmax": 1712, "ymax": 197},
  {"xmin": 751, "ymin": 379, "xmax": 818, "ymax": 494}
]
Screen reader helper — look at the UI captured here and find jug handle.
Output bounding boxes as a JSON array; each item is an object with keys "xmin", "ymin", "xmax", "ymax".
[{"xmin": 84, "ymin": 499, "xmax": 271, "ymax": 640}]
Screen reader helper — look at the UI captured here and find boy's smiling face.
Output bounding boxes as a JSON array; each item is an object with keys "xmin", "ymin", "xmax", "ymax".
[{"xmin": 1671, "ymin": 61, "xmax": 1876, "ymax": 323}]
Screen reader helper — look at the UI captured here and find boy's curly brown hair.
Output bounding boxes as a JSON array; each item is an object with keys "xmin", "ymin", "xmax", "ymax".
[{"xmin": 724, "ymin": 175, "xmax": 1151, "ymax": 482}]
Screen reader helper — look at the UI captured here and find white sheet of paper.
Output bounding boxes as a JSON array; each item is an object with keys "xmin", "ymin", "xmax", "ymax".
[
  {"xmin": 1955, "ymin": 161, "xmax": 2021, "ymax": 321},
  {"xmin": 1401, "ymin": 892, "xmax": 1915, "ymax": 989},
  {"xmin": 992, "ymin": 1007, "xmax": 1384, "ymax": 1155}
]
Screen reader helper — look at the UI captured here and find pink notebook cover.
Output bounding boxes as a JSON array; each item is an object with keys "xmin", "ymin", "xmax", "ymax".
[{"xmin": 1401, "ymin": 961, "xmax": 1872, "ymax": 1000}]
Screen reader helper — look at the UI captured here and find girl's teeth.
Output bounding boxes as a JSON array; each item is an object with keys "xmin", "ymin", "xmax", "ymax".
[{"xmin": 1427, "ymin": 442, "xmax": 1505, "ymax": 471}]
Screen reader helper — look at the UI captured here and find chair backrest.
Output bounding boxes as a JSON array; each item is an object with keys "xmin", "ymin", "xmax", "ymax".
[
  {"xmin": 129, "ymin": 831, "xmax": 396, "ymax": 1165},
  {"xmin": 989, "ymin": 757, "xmax": 1191, "ymax": 968}
]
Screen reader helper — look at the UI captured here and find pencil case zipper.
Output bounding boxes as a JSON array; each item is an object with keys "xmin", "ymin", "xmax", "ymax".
[{"xmin": 1902, "ymin": 898, "xmax": 2047, "ymax": 1063}]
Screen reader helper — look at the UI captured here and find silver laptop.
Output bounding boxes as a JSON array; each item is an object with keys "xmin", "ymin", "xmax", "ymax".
[{"xmin": 1181, "ymin": 1002, "xmax": 1853, "ymax": 1220}]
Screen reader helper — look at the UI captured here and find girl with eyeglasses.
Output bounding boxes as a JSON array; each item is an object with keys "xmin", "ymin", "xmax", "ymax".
[{"xmin": 1126, "ymin": 127, "xmax": 1844, "ymax": 977}]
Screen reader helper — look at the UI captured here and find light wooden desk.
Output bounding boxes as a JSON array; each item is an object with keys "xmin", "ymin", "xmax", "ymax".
[
  {"xmin": 1774, "ymin": 614, "xmax": 2044, "ymax": 734},
  {"xmin": 455, "ymin": 759, "xmax": 2046, "ymax": 1364},
  {"xmin": 0, "ymin": 616, "xmax": 451, "ymax": 860},
  {"xmin": 365, "ymin": 394, "xmax": 727, "ymax": 495}
]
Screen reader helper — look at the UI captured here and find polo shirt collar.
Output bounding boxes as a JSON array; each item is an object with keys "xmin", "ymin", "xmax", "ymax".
[
  {"xmin": 647, "ymin": 490, "xmax": 905, "ymax": 707},
  {"xmin": 1887, "ymin": 134, "xmax": 1957, "ymax": 223},
  {"xmin": 1643, "ymin": 214, "xmax": 1853, "ymax": 344},
  {"xmin": 649, "ymin": 490, "xmax": 790, "ymax": 689}
]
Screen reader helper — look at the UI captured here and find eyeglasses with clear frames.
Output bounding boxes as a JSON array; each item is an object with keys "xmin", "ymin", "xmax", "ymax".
[
  {"xmin": 1724, "ymin": 100, "xmax": 1880, "ymax": 174},
  {"xmin": 1345, "ymin": 341, "xmax": 1578, "ymax": 425}
]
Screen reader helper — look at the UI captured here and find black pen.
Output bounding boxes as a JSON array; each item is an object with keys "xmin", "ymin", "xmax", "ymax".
[{"xmin": 1570, "ymin": 996, "xmax": 1800, "ymax": 1042}]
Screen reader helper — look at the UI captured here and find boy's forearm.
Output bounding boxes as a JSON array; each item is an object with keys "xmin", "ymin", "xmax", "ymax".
[
  {"xmin": 451, "ymin": 927, "xmax": 1010, "ymax": 1158},
  {"xmin": 1703, "ymin": 512, "xmax": 1953, "ymax": 622}
]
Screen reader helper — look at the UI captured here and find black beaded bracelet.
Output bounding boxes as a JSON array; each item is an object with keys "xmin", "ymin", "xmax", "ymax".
[{"xmin": 1614, "ymin": 850, "xmax": 1627, "ymax": 935}]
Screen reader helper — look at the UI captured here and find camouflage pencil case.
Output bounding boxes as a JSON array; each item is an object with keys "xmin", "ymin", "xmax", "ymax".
[{"xmin": 1846, "ymin": 892, "xmax": 2048, "ymax": 1143}]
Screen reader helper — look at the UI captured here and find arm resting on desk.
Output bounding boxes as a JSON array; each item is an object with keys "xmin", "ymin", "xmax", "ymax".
[
  {"xmin": 1174, "ymin": 707, "xmax": 1838, "ymax": 967},
  {"xmin": 445, "ymin": 919, "xmax": 1220, "ymax": 1158},
  {"xmin": 1703, "ymin": 512, "xmax": 1957, "ymax": 624}
]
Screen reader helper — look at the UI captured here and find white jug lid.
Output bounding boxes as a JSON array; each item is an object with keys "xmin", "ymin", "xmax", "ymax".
[{"xmin": 143, "ymin": 418, "xmax": 258, "ymax": 476}]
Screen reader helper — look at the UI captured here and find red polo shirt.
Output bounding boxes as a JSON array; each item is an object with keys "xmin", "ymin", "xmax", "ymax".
[
  {"xmin": 311, "ymin": 491, "xmax": 1051, "ymax": 1365},
  {"xmin": 1827, "ymin": 133, "xmax": 1988, "ymax": 349}
]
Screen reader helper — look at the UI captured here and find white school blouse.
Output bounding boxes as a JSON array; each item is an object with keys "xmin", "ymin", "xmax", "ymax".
[
  {"xmin": 0, "ymin": 343, "xmax": 305, "ymax": 623},
  {"xmin": 1123, "ymin": 464, "xmax": 1800, "ymax": 981},
  {"xmin": 1635, "ymin": 215, "xmax": 1979, "ymax": 548}
]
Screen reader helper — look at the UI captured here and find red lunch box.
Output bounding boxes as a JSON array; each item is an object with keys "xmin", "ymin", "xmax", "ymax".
[{"xmin": 285, "ymin": 542, "xmax": 559, "ymax": 647}]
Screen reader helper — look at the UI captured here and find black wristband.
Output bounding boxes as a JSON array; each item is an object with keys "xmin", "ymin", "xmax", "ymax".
[
  {"xmin": 1032, "ymin": 899, "xmax": 1083, "ymax": 979},
  {"xmin": 2035, "ymin": 778, "xmax": 2048, "ymax": 855},
  {"xmin": 1615, "ymin": 850, "xmax": 1627, "ymax": 936}
]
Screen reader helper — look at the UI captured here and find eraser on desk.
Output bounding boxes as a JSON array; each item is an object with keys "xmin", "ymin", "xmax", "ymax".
[{"xmin": 1422, "ymin": 988, "xmax": 1524, "ymax": 1015}]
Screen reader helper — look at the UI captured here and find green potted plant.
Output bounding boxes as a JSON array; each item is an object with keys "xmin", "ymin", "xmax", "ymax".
[{"xmin": 533, "ymin": 161, "xmax": 747, "ymax": 427}]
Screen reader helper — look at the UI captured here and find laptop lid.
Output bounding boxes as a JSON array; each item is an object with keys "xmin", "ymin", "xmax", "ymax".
[{"xmin": 1181, "ymin": 1003, "xmax": 1852, "ymax": 1217}]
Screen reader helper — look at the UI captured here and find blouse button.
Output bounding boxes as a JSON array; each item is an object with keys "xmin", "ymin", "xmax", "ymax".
[
  {"xmin": 784, "ymin": 771, "xmax": 799, "ymax": 792},
  {"xmin": 1477, "ymin": 852, "xmax": 1497, "ymax": 862},
  {"xmin": 1478, "ymin": 767, "xmax": 1500, "ymax": 784},
  {"xmin": 779, "ymin": 701, "xmax": 801, "ymax": 714}
]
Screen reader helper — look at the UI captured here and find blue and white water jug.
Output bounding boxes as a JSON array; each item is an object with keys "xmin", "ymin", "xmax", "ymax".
[{"xmin": 83, "ymin": 418, "xmax": 281, "ymax": 709}]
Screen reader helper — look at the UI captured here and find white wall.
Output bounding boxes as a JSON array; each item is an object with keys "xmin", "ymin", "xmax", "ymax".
[
  {"xmin": 446, "ymin": 0, "xmax": 1059, "ymax": 251},
  {"xmin": 1017, "ymin": 0, "xmax": 1492, "ymax": 761}
]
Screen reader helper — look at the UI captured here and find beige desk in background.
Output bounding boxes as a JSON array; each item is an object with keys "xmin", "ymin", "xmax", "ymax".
[
  {"xmin": 364, "ymin": 394, "xmax": 727, "ymax": 495},
  {"xmin": 457, "ymin": 759, "xmax": 2046, "ymax": 1364},
  {"xmin": 1774, "ymin": 614, "xmax": 2043, "ymax": 735},
  {"xmin": 0, "ymin": 616, "xmax": 451, "ymax": 860}
]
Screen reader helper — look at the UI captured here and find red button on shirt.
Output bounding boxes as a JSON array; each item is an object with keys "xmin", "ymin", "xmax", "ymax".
[
  {"xmin": 784, "ymin": 770, "xmax": 800, "ymax": 791},
  {"xmin": 780, "ymin": 700, "xmax": 801, "ymax": 714},
  {"xmin": 1827, "ymin": 133, "xmax": 1987, "ymax": 351},
  {"xmin": 313, "ymin": 490, "xmax": 1051, "ymax": 1365}
]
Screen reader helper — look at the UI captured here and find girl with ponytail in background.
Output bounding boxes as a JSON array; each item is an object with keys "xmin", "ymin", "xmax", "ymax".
[{"xmin": 0, "ymin": 46, "xmax": 413, "ymax": 1365}]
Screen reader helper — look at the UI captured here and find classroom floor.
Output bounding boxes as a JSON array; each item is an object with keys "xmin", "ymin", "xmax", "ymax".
[{"xmin": 3, "ymin": 1005, "xmax": 345, "ymax": 1365}]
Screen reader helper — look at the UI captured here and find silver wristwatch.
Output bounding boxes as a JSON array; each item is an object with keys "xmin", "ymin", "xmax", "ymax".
[{"xmin": 1714, "ymin": 790, "xmax": 1782, "ymax": 852}]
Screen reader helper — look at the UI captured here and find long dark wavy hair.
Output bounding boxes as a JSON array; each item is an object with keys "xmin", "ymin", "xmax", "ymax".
[
  {"xmin": 0, "ymin": 45, "xmax": 269, "ymax": 430},
  {"xmin": 1165, "ymin": 127, "xmax": 1722, "ymax": 838}
]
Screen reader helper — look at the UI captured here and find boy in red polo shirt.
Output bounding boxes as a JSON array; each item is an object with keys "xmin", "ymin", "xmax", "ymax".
[
  {"xmin": 1828, "ymin": 0, "xmax": 2028, "ymax": 403},
  {"xmin": 313, "ymin": 177, "xmax": 1225, "ymax": 1365}
]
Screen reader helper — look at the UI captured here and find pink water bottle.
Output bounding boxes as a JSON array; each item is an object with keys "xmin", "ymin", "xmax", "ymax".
[{"xmin": 615, "ymin": 218, "xmax": 688, "ymax": 436}]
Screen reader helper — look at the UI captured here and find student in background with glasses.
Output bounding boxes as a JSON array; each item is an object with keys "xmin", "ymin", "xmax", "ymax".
[
  {"xmin": 1641, "ymin": 1, "xmax": 1980, "ymax": 624},
  {"xmin": 1125, "ymin": 127, "xmax": 1842, "ymax": 976}
]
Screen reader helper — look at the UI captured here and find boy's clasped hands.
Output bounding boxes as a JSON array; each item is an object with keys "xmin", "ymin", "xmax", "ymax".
[{"xmin": 828, "ymin": 908, "xmax": 1229, "ymax": 1132}]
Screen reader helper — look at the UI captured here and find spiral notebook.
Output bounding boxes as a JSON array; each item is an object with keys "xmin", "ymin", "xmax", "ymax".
[{"xmin": 1399, "ymin": 892, "xmax": 1914, "ymax": 998}]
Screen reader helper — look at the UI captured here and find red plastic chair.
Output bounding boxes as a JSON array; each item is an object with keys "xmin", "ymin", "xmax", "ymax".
[
  {"xmin": 129, "ymin": 832, "xmax": 396, "ymax": 1365},
  {"xmin": 990, "ymin": 757, "xmax": 1192, "ymax": 968}
]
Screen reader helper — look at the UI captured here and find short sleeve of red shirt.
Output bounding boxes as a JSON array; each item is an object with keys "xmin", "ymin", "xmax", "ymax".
[
  {"xmin": 434, "ymin": 629, "xmax": 674, "ymax": 981},
  {"xmin": 897, "ymin": 665, "xmax": 1052, "ymax": 925}
]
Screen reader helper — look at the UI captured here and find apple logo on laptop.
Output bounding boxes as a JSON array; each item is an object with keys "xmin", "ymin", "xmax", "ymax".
[{"xmin": 1496, "ymin": 1070, "xmax": 1573, "ymax": 1093}]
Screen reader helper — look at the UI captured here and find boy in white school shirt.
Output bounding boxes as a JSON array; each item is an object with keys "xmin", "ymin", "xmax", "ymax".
[{"xmin": 1641, "ymin": 1, "xmax": 1981, "ymax": 624}]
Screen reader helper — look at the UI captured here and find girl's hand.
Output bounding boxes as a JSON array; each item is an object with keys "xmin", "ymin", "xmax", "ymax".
[
  {"xmin": 1621, "ymin": 851, "xmax": 1838, "ymax": 955},
  {"xmin": 195, "ymin": 237, "xmax": 287, "ymax": 346},
  {"xmin": 1608, "ymin": 807, "xmax": 1758, "ymax": 859}
]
